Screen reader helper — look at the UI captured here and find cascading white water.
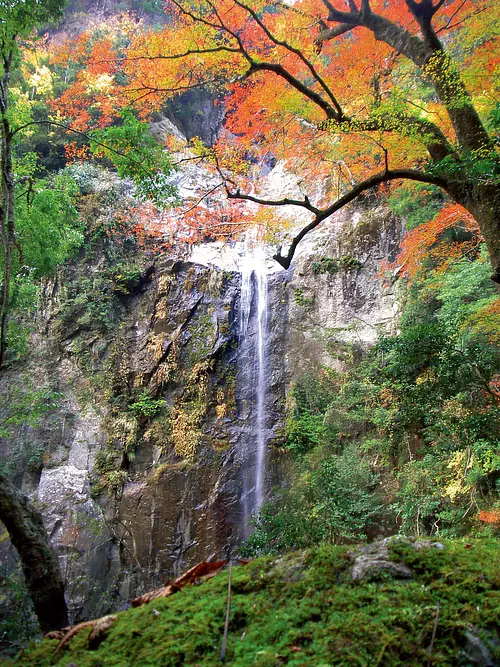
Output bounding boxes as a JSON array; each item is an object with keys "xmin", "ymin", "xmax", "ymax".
[
  {"xmin": 238, "ymin": 243, "xmax": 269, "ymax": 530},
  {"xmin": 253, "ymin": 248, "xmax": 268, "ymax": 512}
]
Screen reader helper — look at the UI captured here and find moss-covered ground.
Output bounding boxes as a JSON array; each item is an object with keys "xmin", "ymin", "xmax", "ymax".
[{"xmin": 5, "ymin": 539, "xmax": 499, "ymax": 666}]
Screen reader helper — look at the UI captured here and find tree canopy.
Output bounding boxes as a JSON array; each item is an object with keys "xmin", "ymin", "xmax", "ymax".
[{"xmin": 48, "ymin": 0, "xmax": 500, "ymax": 276}]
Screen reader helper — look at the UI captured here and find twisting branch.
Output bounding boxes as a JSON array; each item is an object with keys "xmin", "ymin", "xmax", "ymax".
[
  {"xmin": 227, "ymin": 189, "xmax": 321, "ymax": 215},
  {"xmin": 319, "ymin": 0, "xmax": 429, "ymax": 66},
  {"xmin": 320, "ymin": 0, "xmax": 360, "ymax": 25},
  {"xmin": 227, "ymin": 168, "xmax": 448, "ymax": 269},
  {"xmin": 170, "ymin": 0, "xmax": 340, "ymax": 120}
]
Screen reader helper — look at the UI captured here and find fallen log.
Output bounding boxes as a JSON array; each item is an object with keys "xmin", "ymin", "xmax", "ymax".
[
  {"xmin": 131, "ymin": 559, "xmax": 228, "ymax": 607},
  {"xmin": 49, "ymin": 558, "xmax": 251, "ymax": 654},
  {"xmin": 52, "ymin": 615, "xmax": 118, "ymax": 655}
]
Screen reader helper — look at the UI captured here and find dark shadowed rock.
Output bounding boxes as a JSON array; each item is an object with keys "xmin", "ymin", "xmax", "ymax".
[{"xmin": 461, "ymin": 626, "xmax": 499, "ymax": 666}]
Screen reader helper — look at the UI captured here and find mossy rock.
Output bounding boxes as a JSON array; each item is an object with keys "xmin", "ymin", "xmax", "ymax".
[{"xmin": 7, "ymin": 539, "xmax": 499, "ymax": 666}]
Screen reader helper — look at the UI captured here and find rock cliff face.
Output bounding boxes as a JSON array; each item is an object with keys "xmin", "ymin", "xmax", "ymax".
[
  {"xmin": 0, "ymin": 200, "xmax": 402, "ymax": 624},
  {"xmin": 287, "ymin": 204, "xmax": 403, "ymax": 376}
]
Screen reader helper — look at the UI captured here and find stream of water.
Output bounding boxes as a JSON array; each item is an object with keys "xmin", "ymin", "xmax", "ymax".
[{"xmin": 239, "ymin": 245, "xmax": 269, "ymax": 532}]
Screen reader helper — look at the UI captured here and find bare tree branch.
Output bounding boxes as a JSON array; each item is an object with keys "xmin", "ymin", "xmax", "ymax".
[
  {"xmin": 228, "ymin": 168, "xmax": 448, "ymax": 269},
  {"xmin": 182, "ymin": 182, "xmax": 224, "ymax": 213},
  {"xmin": 227, "ymin": 189, "xmax": 321, "ymax": 215},
  {"xmin": 119, "ymin": 46, "xmax": 241, "ymax": 62}
]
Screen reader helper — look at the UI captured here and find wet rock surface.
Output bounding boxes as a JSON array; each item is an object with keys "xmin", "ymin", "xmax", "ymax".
[
  {"xmin": 461, "ymin": 626, "xmax": 499, "ymax": 667},
  {"xmin": 0, "ymin": 203, "xmax": 402, "ymax": 622}
]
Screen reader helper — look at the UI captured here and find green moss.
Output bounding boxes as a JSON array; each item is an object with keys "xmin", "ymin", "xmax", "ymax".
[
  {"xmin": 8, "ymin": 540, "xmax": 499, "ymax": 667},
  {"xmin": 183, "ymin": 311, "xmax": 216, "ymax": 368},
  {"xmin": 312, "ymin": 257, "xmax": 339, "ymax": 275},
  {"xmin": 108, "ymin": 262, "xmax": 142, "ymax": 295},
  {"xmin": 294, "ymin": 289, "xmax": 315, "ymax": 308},
  {"xmin": 311, "ymin": 256, "xmax": 362, "ymax": 275}
]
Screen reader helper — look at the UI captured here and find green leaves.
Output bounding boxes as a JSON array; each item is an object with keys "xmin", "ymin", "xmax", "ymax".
[
  {"xmin": 0, "ymin": 0, "xmax": 65, "ymax": 52},
  {"xmin": 90, "ymin": 109, "xmax": 179, "ymax": 209},
  {"xmin": 128, "ymin": 390, "xmax": 166, "ymax": 418},
  {"xmin": 388, "ymin": 182, "xmax": 445, "ymax": 231},
  {"xmin": 14, "ymin": 172, "xmax": 83, "ymax": 281}
]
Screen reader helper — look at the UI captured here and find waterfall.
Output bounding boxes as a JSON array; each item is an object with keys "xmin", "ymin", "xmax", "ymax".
[
  {"xmin": 254, "ymin": 254, "xmax": 268, "ymax": 511},
  {"xmin": 238, "ymin": 244, "xmax": 269, "ymax": 532}
]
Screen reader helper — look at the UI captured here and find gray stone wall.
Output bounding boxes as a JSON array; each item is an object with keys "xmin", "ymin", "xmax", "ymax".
[{"xmin": 0, "ymin": 203, "xmax": 403, "ymax": 623}]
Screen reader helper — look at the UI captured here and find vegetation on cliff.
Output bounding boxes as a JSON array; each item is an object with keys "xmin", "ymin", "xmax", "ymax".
[{"xmin": 246, "ymin": 215, "xmax": 500, "ymax": 555}]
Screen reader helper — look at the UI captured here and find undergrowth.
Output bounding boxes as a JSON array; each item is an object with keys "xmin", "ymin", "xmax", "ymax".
[{"xmin": 4, "ymin": 539, "xmax": 499, "ymax": 666}]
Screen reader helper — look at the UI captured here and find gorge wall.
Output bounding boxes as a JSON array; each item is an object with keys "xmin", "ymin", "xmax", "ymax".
[{"xmin": 0, "ymin": 198, "xmax": 402, "ymax": 626}]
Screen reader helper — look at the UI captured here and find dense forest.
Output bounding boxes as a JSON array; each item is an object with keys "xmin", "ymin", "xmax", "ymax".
[{"xmin": 0, "ymin": 0, "xmax": 499, "ymax": 664}]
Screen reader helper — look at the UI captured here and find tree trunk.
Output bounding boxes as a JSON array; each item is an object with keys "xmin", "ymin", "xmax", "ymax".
[
  {"xmin": 446, "ymin": 181, "xmax": 500, "ymax": 283},
  {"xmin": 0, "ymin": 125, "xmax": 14, "ymax": 368},
  {"xmin": 0, "ymin": 49, "xmax": 14, "ymax": 370},
  {"xmin": 0, "ymin": 472, "xmax": 69, "ymax": 633}
]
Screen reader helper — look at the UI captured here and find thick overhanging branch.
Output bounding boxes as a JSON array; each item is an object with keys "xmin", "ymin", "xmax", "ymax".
[
  {"xmin": 319, "ymin": 0, "xmax": 429, "ymax": 66},
  {"xmin": 320, "ymin": 112, "xmax": 454, "ymax": 162},
  {"xmin": 315, "ymin": 23, "xmax": 353, "ymax": 45},
  {"xmin": 247, "ymin": 61, "xmax": 338, "ymax": 119},
  {"xmin": 229, "ymin": 168, "xmax": 448, "ymax": 269},
  {"xmin": 315, "ymin": 0, "xmax": 492, "ymax": 156}
]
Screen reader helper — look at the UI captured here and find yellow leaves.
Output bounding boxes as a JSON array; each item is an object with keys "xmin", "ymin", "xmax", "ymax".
[
  {"xmin": 415, "ymin": 369, "xmax": 437, "ymax": 386},
  {"xmin": 7, "ymin": 87, "xmax": 33, "ymax": 128},
  {"xmin": 28, "ymin": 64, "xmax": 54, "ymax": 96},
  {"xmin": 169, "ymin": 402, "xmax": 204, "ymax": 459},
  {"xmin": 443, "ymin": 450, "xmax": 473, "ymax": 502},
  {"xmin": 107, "ymin": 413, "xmax": 140, "ymax": 455},
  {"xmin": 215, "ymin": 387, "xmax": 228, "ymax": 419},
  {"xmin": 216, "ymin": 402, "xmax": 227, "ymax": 419},
  {"xmin": 463, "ymin": 298, "xmax": 500, "ymax": 344},
  {"xmin": 81, "ymin": 72, "xmax": 115, "ymax": 94}
]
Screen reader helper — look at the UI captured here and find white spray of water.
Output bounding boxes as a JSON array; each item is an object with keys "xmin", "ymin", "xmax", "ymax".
[
  {"xmin": 238, "ymin": 241, "xmax": 269, "ymax": 529},
  {"xmin": 253, "ymin": 247, "xmax": 268, "ymax": 512}
]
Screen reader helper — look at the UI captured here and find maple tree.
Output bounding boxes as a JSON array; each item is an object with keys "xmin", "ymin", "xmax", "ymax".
[
  {"xmin": 385, "ymin": 202, "xmax": 481, "ymax": 279},
  {"xmin": 52, "ymin": 0, "xmax": 499, "ymax": 278}
]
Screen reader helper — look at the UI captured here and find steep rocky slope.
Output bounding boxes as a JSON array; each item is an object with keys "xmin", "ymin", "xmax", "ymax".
[{"xmin": 0, "ymin": 185, "xmax": 403, "ymax": 626}]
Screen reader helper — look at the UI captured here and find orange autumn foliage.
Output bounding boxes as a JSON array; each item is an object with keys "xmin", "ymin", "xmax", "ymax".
[
  {"xmin": 477, "ymin": 509, "xmax": 500, "ymax": 524},
  {"xmin": 387, "ymin": 204, "xmax": 482, "ymax": 279},
  {"xmin": 43, "ymin": 0, "xmax": 500, "ymax": 255}
]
